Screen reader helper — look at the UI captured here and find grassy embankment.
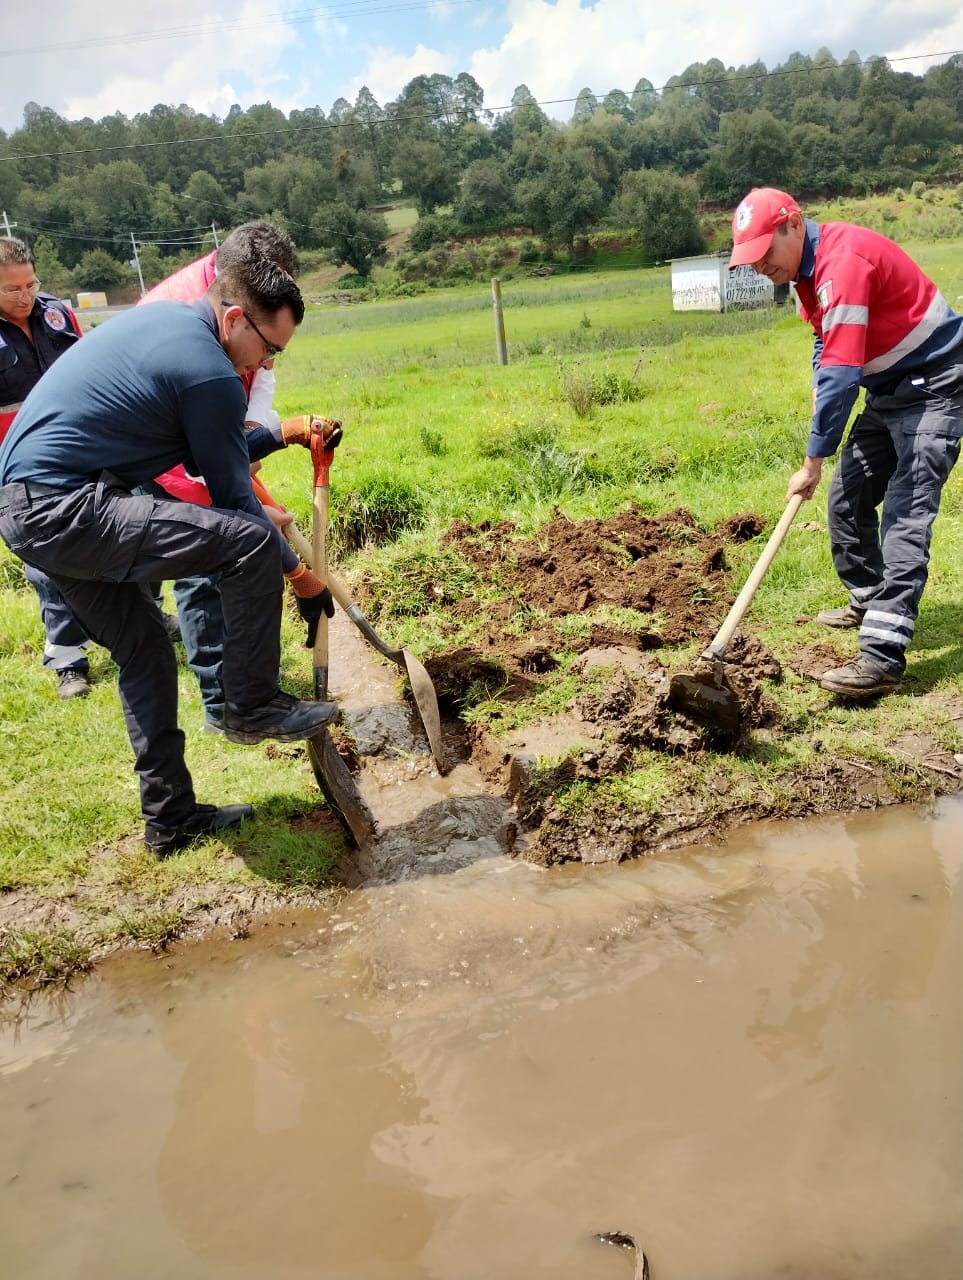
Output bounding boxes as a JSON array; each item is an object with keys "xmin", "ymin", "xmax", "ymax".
[{"xmin": 1, "ymin": 238, "xmax": 961, "ymax": 989}]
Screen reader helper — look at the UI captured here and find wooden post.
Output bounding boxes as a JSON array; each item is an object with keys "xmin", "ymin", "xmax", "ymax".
[{"xmin": 491, "ymin": 278, "xmax": 508, "ymax": 366}]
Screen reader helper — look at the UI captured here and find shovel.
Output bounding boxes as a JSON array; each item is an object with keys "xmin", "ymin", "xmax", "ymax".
[
  {"xmin": 300, "ymin": 438, "xmax": 374, "ymax": 849},
  {"xmin": 668, "ymin": 494, "xmax": 803, "ymax": 735},
  {"xmin": 253, "ymin": 475, "xmax": 447, "ymax": 773}
]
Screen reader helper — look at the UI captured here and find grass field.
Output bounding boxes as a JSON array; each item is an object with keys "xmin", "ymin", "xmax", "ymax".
[{"xmin": 2, "ymin": 228, "xmax": 962, "ymax": 987}]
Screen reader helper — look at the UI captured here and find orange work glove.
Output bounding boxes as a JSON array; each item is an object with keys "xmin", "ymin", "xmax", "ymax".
[{"xmin": 280, "ymin": 415, "xmax": 343, "ymax": 448}]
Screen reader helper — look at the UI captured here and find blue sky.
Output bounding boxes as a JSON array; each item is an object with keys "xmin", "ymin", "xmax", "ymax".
[{"xmin": 2, "ymin": 0, "xmax": 962, "ymax": 135}]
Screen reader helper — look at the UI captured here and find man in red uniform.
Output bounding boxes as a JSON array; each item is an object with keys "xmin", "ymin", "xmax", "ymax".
[{"xmin": 729, "ymin": 187, "xmax": 963, "ymax": 698}]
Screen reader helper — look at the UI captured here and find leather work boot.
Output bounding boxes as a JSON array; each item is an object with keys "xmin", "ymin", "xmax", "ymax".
[
  {"xmin": 814, "ymin": 603, "xmax": 866, "ymax": 629},
  {"xmin": 144, "ymin": 802, "xmax": 254, "ymax": 857},
  {"xmin": 58, "ymin": 668, "xmax": 90, "ymax": 700},
  {"xmin": 223, "ymin": 690, "xmax": 337, "ymax": 745},
  {"xmin": 818, "ymin": 657, "xmax": 902, "ymax": 699}
]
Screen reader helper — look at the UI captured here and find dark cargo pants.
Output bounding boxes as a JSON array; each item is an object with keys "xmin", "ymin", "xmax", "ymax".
[
  {"xmin": 23, "ymin": 561, "xmax": 91, "ymax": 674},
  {"xmin": 826, "ymin": 355, "xmax": 962, "ymax": 676},
  {"xmin": 0, "ymin": 475, "xmax": 283, "ymax": 827}
]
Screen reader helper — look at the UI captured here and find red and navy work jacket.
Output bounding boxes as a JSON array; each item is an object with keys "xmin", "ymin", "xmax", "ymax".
[
  {"xmin": 795, "ymin": 220, "xmax": 963, "ymax": 458},
  {"xmin": 0, "ymin": 295, "xmax": 82, "ymax": 444}
]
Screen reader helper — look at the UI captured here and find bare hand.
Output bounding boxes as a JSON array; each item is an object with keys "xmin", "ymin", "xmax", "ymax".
[
  {"xmin": 264, "ymin": 502, "xmax": 292, "ymax": 531},
  {"xmin": 787, "ymin": 457, "xmax": 823, "ymax": 502}
]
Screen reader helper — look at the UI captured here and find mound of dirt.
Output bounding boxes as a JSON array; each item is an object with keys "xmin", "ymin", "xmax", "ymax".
[
  {"xmin": 427, "ymin": 505, "xmax": 774, "ymax": 733},
  {"xmin": 420, "ymin": 505, "xmax": 963, "ymax": 866},
  {"xmin": 441, "ymin": 506, "xmax": 764, "ymax": 645}
]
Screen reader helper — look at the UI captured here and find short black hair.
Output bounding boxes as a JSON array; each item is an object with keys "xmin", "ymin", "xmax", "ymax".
[
  {"xmin": 215, "ymin": 221, "xmax": 299, "ymax": 279},
  {"xmin": 214, "ymin": 257, "xmax": 305, "ymax": 327}
]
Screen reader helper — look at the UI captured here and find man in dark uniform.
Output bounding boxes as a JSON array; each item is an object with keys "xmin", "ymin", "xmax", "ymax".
[
  {"xmin": 0, "ymin": 250, "xmax": 337, "ymax": 855},
  {"xmin": 0, "ymin": 237, "xmax": 92, "ymax": 698}
]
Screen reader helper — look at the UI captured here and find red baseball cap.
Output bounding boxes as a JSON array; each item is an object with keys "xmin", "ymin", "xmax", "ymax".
[{"xmin": 728, "ymin": 188, "xmax": 801, "ymax": 268}]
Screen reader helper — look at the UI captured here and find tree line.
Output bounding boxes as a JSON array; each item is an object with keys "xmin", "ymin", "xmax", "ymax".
[{"xmin": 1, "ymin": 47, "xmax": 961, "ymax": 288}]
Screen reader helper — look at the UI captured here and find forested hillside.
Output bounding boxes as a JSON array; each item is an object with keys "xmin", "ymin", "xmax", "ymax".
[{"xmin": 1, "ymin": 48, "xmax": 961, "ymax": 290}]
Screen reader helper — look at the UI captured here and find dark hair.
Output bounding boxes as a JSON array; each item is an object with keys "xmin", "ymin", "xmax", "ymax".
[
  {"xmin": 0, "ymin": 236, "xmax": 34, "ymax": 269},
  {"xmin": 213, "ymin": 257, "xmax": 305, "ymax": 327},
  {"xmin": 215, "ymin": 221, "xmax": 299, "ymax": 279}
]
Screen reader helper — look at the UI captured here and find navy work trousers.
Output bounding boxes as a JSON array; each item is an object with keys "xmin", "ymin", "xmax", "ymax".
[
  {"xmin": 23, "ymin": 562, "xmax": 90, "ymax": 674},
  {"xmin": 827, "ymin": 355, "xmax": 962, "ymax": 676},
  {"xmin": 0, "ymin": 475, "xmax": 283, "ymax": 827}
]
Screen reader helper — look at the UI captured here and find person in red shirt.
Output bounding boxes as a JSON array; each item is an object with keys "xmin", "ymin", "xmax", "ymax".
[{"xmin": 729, "ymin": 187, "xmax": 963, "ymax": 699}]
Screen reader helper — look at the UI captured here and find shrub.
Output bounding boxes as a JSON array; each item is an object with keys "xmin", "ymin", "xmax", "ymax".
[
  {"xmin": 559, "ymin": 364, "xmax": 596, "ymax": 417},
  {"xmin": 408, "ymin": 214, "xmax": 458, "ymax": 253},
  {"xmin": 418, "ymin": 425, "xmax": 447, "ymax": 457},
  {"xmin": 592, "ymin": 372, "xmax": 646, "ymax": 405}
]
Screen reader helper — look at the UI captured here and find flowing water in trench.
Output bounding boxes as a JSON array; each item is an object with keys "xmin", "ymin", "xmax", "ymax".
[{"xmin": 2, "ymin": 615, "xmax": 961, "ymax": 1279}]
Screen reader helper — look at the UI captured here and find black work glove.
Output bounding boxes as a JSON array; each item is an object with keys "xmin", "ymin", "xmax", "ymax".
[{"xmin": 296, "ymin": 587, "xmax": 335, "ymax": 648}]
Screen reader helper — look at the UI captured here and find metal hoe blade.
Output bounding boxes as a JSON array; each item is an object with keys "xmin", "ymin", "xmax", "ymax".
[
  {"xmin": 667, "ymin": 661, "xmax": 741, "ymax": 737},
  {"xmin": 667, "ymin": 494, "xmax": 803, "ymax": 739}
]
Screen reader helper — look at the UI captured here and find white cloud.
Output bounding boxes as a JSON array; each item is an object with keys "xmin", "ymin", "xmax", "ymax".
[
  {"xmin": 4, "ymin": 1, "xmax": 299, "ymax": 129},
  {"xmin": 885, "ymin": 7, "xmax": 963, "ymax": 70},
  {"xmin": 340, "ymin": 44, "xmax": 459, "ymax": 109},
  {"xmin": 469, "ymin": 0, "xmax": 963, "ymax": 117}
]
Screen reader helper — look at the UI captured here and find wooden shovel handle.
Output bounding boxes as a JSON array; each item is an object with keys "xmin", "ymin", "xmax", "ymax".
[{"xmin": 704, "ymin": 494, "xmax": 804, "ymax": 661}]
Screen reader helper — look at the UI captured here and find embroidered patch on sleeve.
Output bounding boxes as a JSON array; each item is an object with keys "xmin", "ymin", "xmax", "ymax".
[
  {"xmin": 816, "ymin": 280, "xmax": 833, "ymax": 310},
  {"xmin": 43, "ymin": 308, "xmax": 67, "ymax": 332}
]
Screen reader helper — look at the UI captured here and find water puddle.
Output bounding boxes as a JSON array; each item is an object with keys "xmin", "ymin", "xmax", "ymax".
[{"xmin": 2, "ymin": 796, "xmax": 961, "ymax": 1279}]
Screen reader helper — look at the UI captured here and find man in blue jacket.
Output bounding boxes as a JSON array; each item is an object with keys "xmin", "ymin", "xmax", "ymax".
[{"xmin": 0, "ymin": 251, "xmax": 336, "ymax": 854}]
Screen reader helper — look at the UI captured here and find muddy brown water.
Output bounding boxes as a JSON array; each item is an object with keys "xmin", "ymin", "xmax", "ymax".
[{"xmin": 2, "ymin": 788, "xmax": 961, "ymax": 1280}]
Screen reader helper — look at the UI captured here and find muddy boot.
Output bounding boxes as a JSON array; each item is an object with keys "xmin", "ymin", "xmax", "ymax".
[
  {"xmin": 814, "ymin": 603, "xmax": 866, "ymax": 629},
  {"xmin": 223, "ymin": 691, "xmax": 337, "ymax": 745},
  {"xmin": 58, "ymin": 668, "xmax": 90, "ymax": 700},
  {"xmin": 818, "ymin": 657, "xmax": 901, "ymax": 699},
  {"xmin": 144, "ymin": 802, "xmax": 254, "ymax": 857}
]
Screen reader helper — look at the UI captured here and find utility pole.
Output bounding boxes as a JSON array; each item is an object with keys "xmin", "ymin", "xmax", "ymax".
[
  {"xmin": 1, "ymin": 211, "xmax": 16, "ymax": 237},
  {"xmin": 211, "ymin": 223, "xmax": 220, "ymax": 247},
  {"xmin": 130, "ymin": 232, "xmax": 146, "ymax": 297}
]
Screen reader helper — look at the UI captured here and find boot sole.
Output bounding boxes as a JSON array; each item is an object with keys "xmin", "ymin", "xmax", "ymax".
[
  {"xmin": 818, "ymin": 679, "xmax": 901, "ymax": 699},
  {"xmin": 223, "ymin": 710, "xmax": 337, "ymax": 745}
]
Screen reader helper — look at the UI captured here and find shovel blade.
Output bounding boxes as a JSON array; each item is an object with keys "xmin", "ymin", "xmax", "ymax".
[
  {"xmin": 307, "ymin": 730, "xmax": 375, "ymax": 849},
  {"xmin": 667, "ymin": 668, "xmax": 742, "ymax": 737},
  {"xmin": 402, "ymin": 648, "xmax": 447, "ymax": 773}
]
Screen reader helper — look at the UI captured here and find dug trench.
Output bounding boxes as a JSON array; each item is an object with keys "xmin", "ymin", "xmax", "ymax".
[{"xmin": 2, "ymin": 504, "xmax": 962, "ymax": 970}]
